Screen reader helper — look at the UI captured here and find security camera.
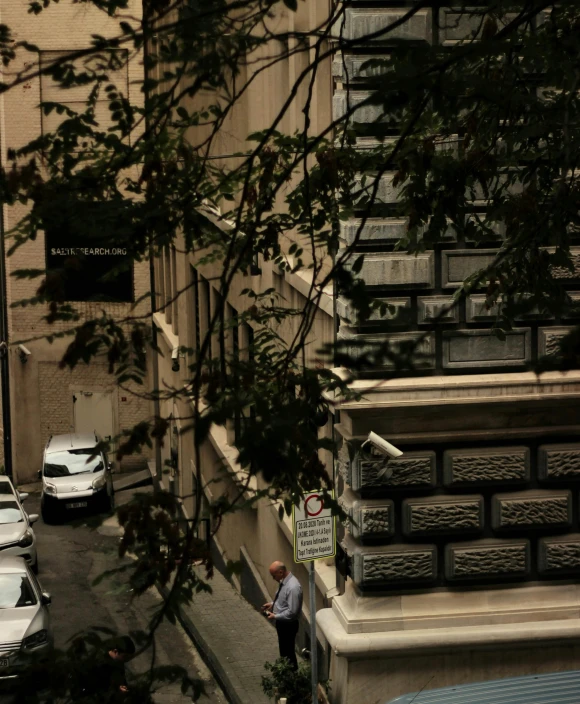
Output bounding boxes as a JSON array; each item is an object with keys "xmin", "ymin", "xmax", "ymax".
[
  {"xmin": 360, "ymin": 432, "xmax": 403, "ymax": 480},
  {"xmin": 17, "ymin": 344, "xmax": 31, "ymax": 364},
  {"xmin": 171, "ymin": 347, "xmax": 180, "ymax": 373},
  {"xmin": 362, "ymin": 431, "xmax": 403, "ymax": 459}
]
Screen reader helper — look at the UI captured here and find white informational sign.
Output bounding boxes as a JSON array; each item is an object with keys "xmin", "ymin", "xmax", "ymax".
[{"xmin": 293, "ymin": 490, "xmax": 336, "ymax": 563}]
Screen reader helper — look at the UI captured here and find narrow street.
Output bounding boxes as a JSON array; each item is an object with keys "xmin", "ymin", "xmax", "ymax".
[{"xmin": 22, "ymin": 487, "xmax": 227, "ymax": 704}]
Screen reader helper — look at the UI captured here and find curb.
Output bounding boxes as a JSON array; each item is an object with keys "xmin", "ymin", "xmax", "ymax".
[{"xmin": 156, "ymin": 583, "xmax": 246, "ymax": 704}]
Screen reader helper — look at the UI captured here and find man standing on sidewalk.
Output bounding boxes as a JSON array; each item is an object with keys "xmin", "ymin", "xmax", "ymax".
[{"xmin": 262, "ymin": 561, "xmax": 303, "ymax": 670}]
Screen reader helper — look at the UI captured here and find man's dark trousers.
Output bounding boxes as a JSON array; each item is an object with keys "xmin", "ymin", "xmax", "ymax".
[{"xmin": 275, "ymin": 620, "xmax": 299, "ymax": 670}]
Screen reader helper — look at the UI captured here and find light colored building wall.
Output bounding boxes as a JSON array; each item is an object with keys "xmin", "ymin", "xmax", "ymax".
[{"xmin": 0, "ymin": 0, "xmax": 151, "ymax": 483}]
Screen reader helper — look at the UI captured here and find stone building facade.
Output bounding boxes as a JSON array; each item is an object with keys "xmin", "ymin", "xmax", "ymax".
[
  {"xmin": 1, "ymin": 0, "xmax": 151, "ymax": 483},
  {"xmin": 317, "ymin": 3, "xmax": 580, "ymax": 704}
]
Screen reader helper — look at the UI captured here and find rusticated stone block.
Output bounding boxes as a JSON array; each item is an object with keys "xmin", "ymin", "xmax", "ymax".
[
  {"xmin": 340, "ymin": 218, "xmax": 409, "ymax": 245},
  {"xmin": 492, "ymin": 490, "xmax": 572, "ymax": 531},
  {"xmin": 442, "ymin": 249, "xmax": 498, "ymax": 288},
  {"xmin": 443, "ymin": 447, "xmax": 530, "ymax": 486},
  {"xmin": 356, "ymin": 452, "xmax": 436, "ymax": 491},
  {"xmin": 445, "ymin": 539, "xmax": 530, "ymax": 581},
  {"xmin": 339, "ymin": 489, "xmax": 395, "ymax": 540},
  {"xmin": 464, "ymin": 214, "xmax": 506, "ymax": 240},
  {"xmin": 465, "ymin": 295, "xmax": 501, "ymax": 322},
  {"xmin": 343, "ymin": 252, "xmax": 435, "ymax": 288},
  {"xmin": 350, "ymin": 544, "xmax": 437, "ymax": 586},
  {"xmin": 337, "ymin": 296, "xmax": 411, "ymax": 325},
  {"xmin": 337, "ymin": 442, "xmax": 352, "ymax": 485},
  {"xmin": 332, "ymin": 55, "xmax": 389, "ymax": 82},
  {"xmin": 539, "ymin": 535, "xmax": 580, "ymax": 574},
  {"xmin": 441, "ymin": 10, "xmax": 518, "ymax": 44},
  {"xmin": 550, "ymin": 249, "xmax": 580, "ymax": 280},
  {"xmin": 352, "ymin": 174, "xmax": 402, "ymax": 205},
  {"xmin": 562, "ymin": 292, "xmax": 580, "ymax": 319},
  {"xmin": 417, "ymin": 296, "xmax": 458, "ymax": 324},
  {"xmin": 442, "ymin": 329, "xmax": 531, "ymax": 369},
  {"xmin": 340, "ymin": 218, "xmax": 455, "ymax": 246},
  {"xmin": 466, "ymin": 294, "xmax": 553, "ymax": 322},
  {"xmin": 539, "ymin": 444, "xmax": 580, "ymax": 481},
  {"xmin": 539, "ymin": 327, "xmax": 573, "ymax": 358},
  {"xmin": 332, "ymin": 8, "xmax": 431, "ymax": 43},
  {"xmin": 402, "ymin": 495, "xmax": 484, "ymax": 537},
  {"xmin": 337, "ymin": 330, "xmax": 435, "ymax": 370},
  {"xmin": 333, "ymin": 91, "xmax": 386, "ymax": 124},
  {"xmin": 359, "ymin": 506, "xmax": 394, "ymax": 538},
  {"xmin": 353, "ymin": 501, "xmax": 395, "ymax": 541}
]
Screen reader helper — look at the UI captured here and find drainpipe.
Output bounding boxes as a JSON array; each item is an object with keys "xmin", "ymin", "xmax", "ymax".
[
  {"xmin": 143, "ymin": 12, "xmax": 162, "ymax": 482},
  {"xmin": 0, "ymin": 200, "xmax": 12, "ymax": 480}
]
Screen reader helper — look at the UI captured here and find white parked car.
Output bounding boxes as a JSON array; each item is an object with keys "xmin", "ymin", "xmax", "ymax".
[
  {"xmin": 40, "ymin": 433, "xmax": 114, "ymax": 523},
  {"xmin": 0, "ymin": 555, "xmax": 52, "ymax": 681},
  {"xmin": 0, "ymin": 491, "xmax": 38, "ymax": 573}
]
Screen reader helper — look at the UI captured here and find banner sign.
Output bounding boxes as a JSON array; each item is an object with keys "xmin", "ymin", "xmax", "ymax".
[{"xmin": 42, "ymin": 197, "xmax": 134, "ymax": 302}]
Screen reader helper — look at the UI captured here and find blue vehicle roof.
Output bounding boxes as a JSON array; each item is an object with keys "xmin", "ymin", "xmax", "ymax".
[{"xmin": 387, "ymin": 670, "xmax": 580, "ymax": 704}]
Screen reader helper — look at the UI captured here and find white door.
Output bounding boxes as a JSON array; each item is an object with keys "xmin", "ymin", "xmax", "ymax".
[{"xmin": 73, "ymin": 391, "xmax": 114, "ymax": 445}]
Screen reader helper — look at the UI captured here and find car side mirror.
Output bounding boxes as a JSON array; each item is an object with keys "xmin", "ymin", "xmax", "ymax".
[
  {"xmin": 28, "ymin": 513, "xmax": 39, "ymax": 524},
  {"xmin": 37, "ymin": 470, "xmax": 42, "ymax": 480},
  {"xmin": 41, "ymin": 592, "xmax": 52, "ymax": 606},
  {"xmin": 108, "ymin": 462, "xmax": 115, "ymax": 472},
  {"xmin": 19, "ymin": 492, "xmax": 29, "ymax": 502}
]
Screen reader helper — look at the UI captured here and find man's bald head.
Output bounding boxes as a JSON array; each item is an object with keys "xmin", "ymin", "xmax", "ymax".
[{"xmin": 269, "ymin": 561, "xmax": 288, "ymax": 582}]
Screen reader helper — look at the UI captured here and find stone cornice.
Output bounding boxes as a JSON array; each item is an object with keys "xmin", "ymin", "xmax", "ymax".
[
  {"xmin": 317, "ymin": 608, "xmax": 580, "ymax": 659},
  {"xmin": 330, "ymin": 370, "xmax": 580, "ymax": 410}
]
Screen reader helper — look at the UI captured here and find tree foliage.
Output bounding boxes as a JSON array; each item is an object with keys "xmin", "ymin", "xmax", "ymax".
[{"xmin": 3, "ymin": 0, "xmax": 580, "ymax": 698}]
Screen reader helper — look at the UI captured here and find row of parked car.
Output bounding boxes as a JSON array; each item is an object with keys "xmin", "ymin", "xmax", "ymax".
[{"xmin": 0, "ymin": 432, "xmax": 116, "ymax": 683}]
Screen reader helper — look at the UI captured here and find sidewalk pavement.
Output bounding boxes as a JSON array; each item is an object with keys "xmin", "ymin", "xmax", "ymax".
[{"xmin": 159, "ymin": 567, "xmax": 280, "ymax": 704}]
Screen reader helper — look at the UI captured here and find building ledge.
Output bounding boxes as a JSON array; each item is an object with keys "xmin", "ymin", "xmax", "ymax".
[
  {"xmin": 153, "ymin": 311, "xmax": 179, "ymax": 352},
  {"xmin": 317, "ymin": 607, "xmax": 580, "ymax": 659},
  {"xmin": 330, "ymin": 369, "xmax": 580, "ymax": 410},
  {"xmin": 331, "ymin": 579, "xmax": 580, "ymax": 635}
]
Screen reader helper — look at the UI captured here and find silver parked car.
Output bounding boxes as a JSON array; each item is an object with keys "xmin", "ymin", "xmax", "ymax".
[
  {"xmin": 0, "ymin": 555, "xmax": 53, "ymax": 681},
  {"xmin": 0, "ymin": 492, "xmax": 38, "ymax": 573},
  {"xmin": 40, "ymin": 433, "xmax": 115, "ymax": 523},
  {"xmin": 0, "ymin": 475, "xmax": 29, "ymax": 503}
]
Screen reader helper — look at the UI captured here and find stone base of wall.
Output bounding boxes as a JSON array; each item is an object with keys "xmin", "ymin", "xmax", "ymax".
[
  {"xmin": 324, "ymin": 637, "xmax": 580, "ymax": 704},
  {"xmin": 319, "ymin": 580, "xmax": 580, "ymax": 703}
]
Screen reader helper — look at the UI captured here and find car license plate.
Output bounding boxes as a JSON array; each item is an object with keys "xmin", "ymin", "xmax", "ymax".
[
  {"xmin": 0, "ymin": 658, "xmax": 9, "ymax": 668},
  {"xmin": 66, "ymin": 501, "xmax": 88, "ymax": 509}
]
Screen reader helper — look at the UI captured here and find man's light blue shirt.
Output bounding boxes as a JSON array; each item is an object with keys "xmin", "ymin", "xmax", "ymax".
[{"xmin": 273, "ymin": 572, "xmax": 303, "ymax": 622}]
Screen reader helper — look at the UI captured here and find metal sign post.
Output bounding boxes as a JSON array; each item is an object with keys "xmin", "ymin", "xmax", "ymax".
[
  {"xmin": 309, "ymin": 561, "xmax": 317, "ymax": 704},
  {"xmin": 293, "ymin": 490, "xmax": 336, "ymax": 704}
]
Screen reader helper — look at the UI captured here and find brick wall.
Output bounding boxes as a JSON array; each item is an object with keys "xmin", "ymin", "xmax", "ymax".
[{"xmin": 38, "ymin": 360, "xmax": 151, "ymax": 469}]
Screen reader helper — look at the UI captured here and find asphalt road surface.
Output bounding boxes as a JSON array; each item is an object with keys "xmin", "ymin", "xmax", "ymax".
[{"xmin": 17, "ymin": 487, "xmax": 226, "ymax": 704}]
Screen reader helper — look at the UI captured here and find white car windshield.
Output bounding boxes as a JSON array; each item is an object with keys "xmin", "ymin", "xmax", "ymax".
[
  {"xmin": 43, "ymin": 449, "xmax": 104, "ymax": 478},
  {"xmin": 0, "ymin": 500, "xmax": 23, "ymax": 524},
  {"xmin": 0, "ymin": 575, "xmax": 37, "ymax": 608}
]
